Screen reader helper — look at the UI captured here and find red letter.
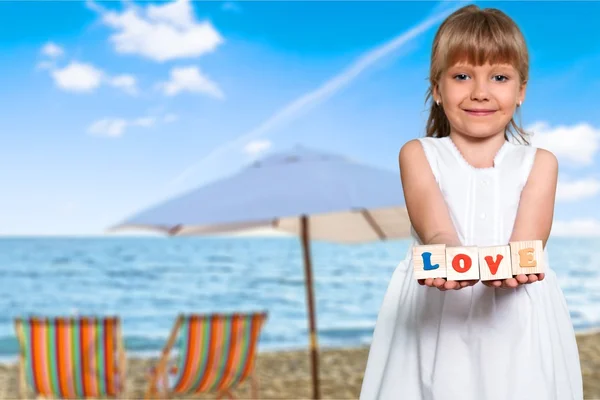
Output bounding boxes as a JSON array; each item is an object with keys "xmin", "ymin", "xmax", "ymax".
[
  {"xmin": 452, "ymin": 254, "xmax": 472, "ymax": 273},
  {"xmin": 484, "ymin": 255, "xmax": 504, "ymax": 275}
]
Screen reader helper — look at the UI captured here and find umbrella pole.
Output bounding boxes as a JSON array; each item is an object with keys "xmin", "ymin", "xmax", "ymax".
[{"xmin": 300, "ymin": 215, "xmax": 320, "ymax": 400}]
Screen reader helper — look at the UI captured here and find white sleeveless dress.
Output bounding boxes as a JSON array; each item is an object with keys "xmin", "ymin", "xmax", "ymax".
[{"xmin": 359, "ymin": 136, "xmax": 583, "ymax": 400}]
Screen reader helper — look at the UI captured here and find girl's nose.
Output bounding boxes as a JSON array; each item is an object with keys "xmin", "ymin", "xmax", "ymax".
[{"xmin": 470, "ymin": 80, "xmax": 490, "ymax": 101}]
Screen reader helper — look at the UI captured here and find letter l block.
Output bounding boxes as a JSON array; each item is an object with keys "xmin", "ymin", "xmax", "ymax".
[{"xmin": 413, "ymin": 244, "xmax": 447, "ymax": 280}]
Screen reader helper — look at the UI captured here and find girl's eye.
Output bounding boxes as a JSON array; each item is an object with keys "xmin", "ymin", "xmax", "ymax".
[
  {"xmin": 493, "ymin": 75, "xmax": 509, "ymax": 82},
  {"xmin": 453, "ymin": 74, "xmax": 469, "ymax": 81}
]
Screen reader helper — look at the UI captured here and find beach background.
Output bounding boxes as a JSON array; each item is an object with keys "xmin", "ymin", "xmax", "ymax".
[
  {"xmin": 0, "ymin": 236, "xmax": 599, "ymax": 398},
  {"xmin": 2, "ymin": 0, "xmax": 600, "ymax": 398},
  {"xmin": 2, "ymin": 236, "xmax": 600, "ymax": 359}
]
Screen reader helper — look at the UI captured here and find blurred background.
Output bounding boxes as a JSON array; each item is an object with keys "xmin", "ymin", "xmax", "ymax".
[{"xmin": 1, "ymin": 0, "xmax": 599, "ymax": 398}]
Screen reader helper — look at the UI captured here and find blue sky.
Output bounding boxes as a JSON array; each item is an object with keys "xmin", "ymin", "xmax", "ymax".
[{"xmin": 1, "ymin": 0, "xmax": 599, "ymax": 236}]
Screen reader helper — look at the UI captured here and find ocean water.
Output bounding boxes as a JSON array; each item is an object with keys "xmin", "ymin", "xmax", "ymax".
[{"xmin": 0, "ymin": 236, "xmax": 598, "ymax": 361}]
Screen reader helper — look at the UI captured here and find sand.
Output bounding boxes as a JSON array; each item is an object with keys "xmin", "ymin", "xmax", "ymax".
[{"xmin": 1, "ymin": 331, "xmax": 599, "ymax": 399}]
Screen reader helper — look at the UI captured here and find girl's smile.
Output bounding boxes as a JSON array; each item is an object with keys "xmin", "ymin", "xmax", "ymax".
[
  {"xmin": 435, "ymin": 62, "xmax": 525, "ymax": 140},
  {"xmin": 463, "ymin": 108, "xmax": 497, "ymax": 116}
]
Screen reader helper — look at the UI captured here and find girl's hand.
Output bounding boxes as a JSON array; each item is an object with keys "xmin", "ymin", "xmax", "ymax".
[
  {"xmin": 482, "ymin": 273, "xmax": 545, "ymax": 289},
  {"xmin": 418, "ymin": 278, "xmax": 479, "ymax": 291}
]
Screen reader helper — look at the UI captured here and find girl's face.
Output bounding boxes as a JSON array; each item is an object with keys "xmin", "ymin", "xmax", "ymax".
[{"xmin": 435, "ymin": 62, "xmax": 526, "ymax": 140}]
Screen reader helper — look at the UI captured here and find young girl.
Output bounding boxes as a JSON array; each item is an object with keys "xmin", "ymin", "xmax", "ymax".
[{"xmin": 360, "ymin": 5, "xmax": 583, "ymax": 400}]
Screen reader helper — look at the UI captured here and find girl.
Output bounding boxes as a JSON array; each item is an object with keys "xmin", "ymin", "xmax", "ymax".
[{"xmin": 360, "ymin": 5, "xmax": 583, "ymax": 400}]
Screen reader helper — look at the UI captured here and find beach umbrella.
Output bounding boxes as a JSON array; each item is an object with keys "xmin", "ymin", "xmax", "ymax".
[{"xmin": 110, "ymin": 145, "xmax": 412, "ymax": 399}]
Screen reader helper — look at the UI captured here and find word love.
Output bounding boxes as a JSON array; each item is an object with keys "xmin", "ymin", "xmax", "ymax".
[{"xmin": 413, "ymin": 240, "xmax": 545, "ymax": 281}]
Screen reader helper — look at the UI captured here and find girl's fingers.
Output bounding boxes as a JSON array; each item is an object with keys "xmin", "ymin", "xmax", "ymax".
[
  {"xmin": 516, "ymin": 274, "xmax": 529, "ymax": 284},
  {"xmin": 503, "ymin": 278, "xmax": 518, "ymax": 288},
  {"xmin": 444, "ymin": 280, "xmax": 459, "ymax": 290},
  {"xmin": 433, "ymin": 278, "xmax": 446, "ymax": 288}
]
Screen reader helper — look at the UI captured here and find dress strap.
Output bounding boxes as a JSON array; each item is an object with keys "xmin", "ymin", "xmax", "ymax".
[
  {"xmin": 502, "ymin": 143, "xmax": 538, "ymax": 191},
  {"xmin": 521, "ymin": 145, "xmax": 538, "ymax": 188}
]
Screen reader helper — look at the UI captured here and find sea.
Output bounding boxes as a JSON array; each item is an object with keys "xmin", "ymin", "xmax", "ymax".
[{"xmin": 0, "ymin": 236, "xmax": 598, "ymax": 362}]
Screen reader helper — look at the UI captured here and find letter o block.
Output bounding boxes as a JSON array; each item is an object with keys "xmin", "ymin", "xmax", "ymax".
[{"xmin": 446, "ymin": 246, "xmax": 480, "ymax": 281}]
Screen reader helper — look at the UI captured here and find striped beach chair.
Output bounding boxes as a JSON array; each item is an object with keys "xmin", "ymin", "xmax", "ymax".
[
  {"xmin": 145, "ymin": 312, "xmax": 268, "ymax": 399},
  {"xmin": 14, "ymin": 316, "xmax": 126, "ymax": 399}
]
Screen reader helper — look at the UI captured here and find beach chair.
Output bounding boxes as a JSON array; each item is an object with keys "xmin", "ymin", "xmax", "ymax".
[
  {"xmin": 14, "ymin": 316, "xmax": 126, "ymax": 399},
  {"xmin": 145, "ymin": 311, "xmax": 268, "ymax": 399}
]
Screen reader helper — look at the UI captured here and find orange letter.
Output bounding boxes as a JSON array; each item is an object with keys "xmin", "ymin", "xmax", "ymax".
[
  {"xmin": 518, "ymin": 248, "xmax": 537, "ymax": 268},
  {"xmin": 452, "ymin": 253, "xmax": 472, "ymax": 273},
  {"xmin": 484, "ymin": 254, "xmax": 503, "ymax": 275}
]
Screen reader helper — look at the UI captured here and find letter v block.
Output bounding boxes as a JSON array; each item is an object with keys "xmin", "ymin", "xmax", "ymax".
[
  {"xmin": 478, "ymin": 245, "xmax": 512, "ymax": 281},
  {"xmin": 413, "ymin": 244, "xmax": 447, "ymax": 280},
  {"xmin": 509, "ymin": 240, "xmax": 545, "ymax": 275},
  {"xmin": 446, "ymin": 246, "xmax": 480, "ymax": 281}
]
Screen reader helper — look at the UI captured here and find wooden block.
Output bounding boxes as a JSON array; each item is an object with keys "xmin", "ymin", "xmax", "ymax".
[
  {"xmin": 446, "ymin": 246, "xmax": 480, "ymax": 281},
  {"xmin": 478, "ymin": 245, "xmax": 513, "ymax": 281},
  {"xmin": 509, "ymin": 240, "xmax": 545, "ymax": 275},
  {"xmin": 413, "ymin": 244, "xmax": 447, "ymax": 280}
]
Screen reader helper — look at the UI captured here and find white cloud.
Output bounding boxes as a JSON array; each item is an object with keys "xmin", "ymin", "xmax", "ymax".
[
  {"xmin": 49, "ymin": 61, "xmax": 138, "ymax": 95},
  {"xmin": 528, "ymin": 122, "xmax": 600, "ymax": 166},
  {"xmin": 108, "ymin": 74, "xmax": 138, "ymax": 95},
  {"xmin": 88, "ymin": 118, "xmax": 128, "ymax": 137},
  {"xmin": 146, "ymin": 0, "xmax": 195, "ymax": 28},
  {"xmin": 131, "ymin": 117, "xmax": 156, "ymax": 127},
  {"xmin": 87, "ymin": 114, "xmax": 169, "ymax": 138},
  {"xmin": 159, "ymin": 66, "xmax": 223, "ymax": 98},
  {"xmin": 41, "ymin": 42, "xmax": 64, "ymax": 58},
  {"xmin": 51, "ymin": 62, "xmax": 103, "ymax": 93},
  {"xmin": 557, "ymin": 177, "xmax": 600, "ymax": 202},
  {"xmin": 168, "ymin": 4, "xmax": 462, "ymax": 187},
  {"xmin": 552, "ymin": 219, "xmax": 600, "ymax": 237},
  {"xmin": 90, "ymin": 0, "xmax": 224, "ymax": 62},
  {"xmin": 244, "ymin": 140, "xmax": 271, "ymax": 156}
]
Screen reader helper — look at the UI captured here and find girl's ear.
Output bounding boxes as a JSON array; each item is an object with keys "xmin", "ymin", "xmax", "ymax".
[
  {"xmin": 518, "ymin": 80, "xmax": 528, "ymax": 105},
  {"xmin": 432, "ymin": 84, "xmax": 440, "ymax": 103}
]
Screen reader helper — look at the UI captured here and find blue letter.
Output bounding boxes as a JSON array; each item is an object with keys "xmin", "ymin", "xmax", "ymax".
[{"xmin": 421, "ymin": 252, "xmax": 439, "ymax": 271}]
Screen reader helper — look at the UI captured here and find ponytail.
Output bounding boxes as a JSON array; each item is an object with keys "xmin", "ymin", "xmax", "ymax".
[
  {"xmin": 424, "ymin": 87, "xmax": 451, "ymax": 138},
  {"xmin": 507, "ymin": 107, "xmax": 530, "ymax": 145}
]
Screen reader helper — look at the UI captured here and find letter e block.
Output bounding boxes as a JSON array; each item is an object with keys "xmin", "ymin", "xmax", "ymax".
[
  {"xmin": 413, "ymin": 244, "xmax": 447, "ymax": 280},
  {"xmin": 509, "ymin": 240, "xmax": 545, "ymax": 275},
  {"xmin": 478, "ymin": 245, "xmax": 512, "ymax": 281},
  {"xmin": 446, "ymin": 246, "xmax": 480, "ymax": 281}
]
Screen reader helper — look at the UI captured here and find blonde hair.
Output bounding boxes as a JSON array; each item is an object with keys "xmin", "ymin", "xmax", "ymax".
[{"xmin": 425, "ymin": 5, "xmax": 530, "ymax": 144}]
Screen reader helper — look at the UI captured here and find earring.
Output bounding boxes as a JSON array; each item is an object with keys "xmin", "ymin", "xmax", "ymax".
[
  {"xmin": 518, "ymin": 100, "xmax": 522, "ymax": 107},
  {"xmin": 436, "ymin": 100, "xmax": 441, "ymax": 106}
]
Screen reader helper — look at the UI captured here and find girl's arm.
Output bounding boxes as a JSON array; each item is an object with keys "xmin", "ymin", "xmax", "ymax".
[
  {"xmin": 399, "ymin": 139, "xmax": 474, "ymax": 290},
  {"xmin": 509, "ymin": 148, "xmax": 558, "ymax": 248},
  {"xmin": 484, "ymin": 148, "xmax": 558, "ymax": 289}
]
